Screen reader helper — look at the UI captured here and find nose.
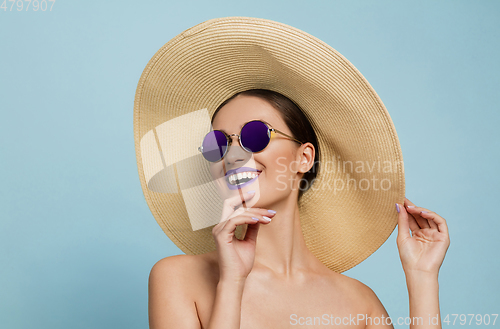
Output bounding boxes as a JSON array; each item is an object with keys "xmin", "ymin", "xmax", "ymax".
[{"xmin": 225, "ymin": 134, "xmax": 251, "ymax": 166}]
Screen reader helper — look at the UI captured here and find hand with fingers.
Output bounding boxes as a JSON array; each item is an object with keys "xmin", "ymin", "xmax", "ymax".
[
  {"xmin": 396, "ymin": 198, "xmax": 450, "ymax": 276},
  {"xmin": 212, "ymin": 190, "xmax": 275, "ymax": 282}
]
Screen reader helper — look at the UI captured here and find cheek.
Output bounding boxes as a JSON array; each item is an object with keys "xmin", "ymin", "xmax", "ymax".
[{"xmin": 262, "ymin": 146, "xmax": 300, "ymax": 181}]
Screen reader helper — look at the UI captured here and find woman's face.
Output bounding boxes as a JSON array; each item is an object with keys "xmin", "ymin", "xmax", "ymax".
[{"xmin": 210, "ymin": 95, "xmax": 306, "ymax": 208}]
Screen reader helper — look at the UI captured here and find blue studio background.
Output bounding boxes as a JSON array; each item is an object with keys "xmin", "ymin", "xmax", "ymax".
[{"xmin": 1, "ymin": 1, "xmax": 499, "ymax": 328}]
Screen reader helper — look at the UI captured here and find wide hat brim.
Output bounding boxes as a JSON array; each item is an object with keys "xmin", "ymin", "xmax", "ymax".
[{"xmin": 134, "ymin": 16, "xmax": 405, "ymax": 273}]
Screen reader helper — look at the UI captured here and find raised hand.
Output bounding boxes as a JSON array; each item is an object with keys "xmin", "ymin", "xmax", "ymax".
[
  {"xmin": 396, "ymin": 197, "xmax": 450, "ymax": 276},
  {"xmin": 212, "ymin": 190, "xmax": 275, "ymax": 282}
]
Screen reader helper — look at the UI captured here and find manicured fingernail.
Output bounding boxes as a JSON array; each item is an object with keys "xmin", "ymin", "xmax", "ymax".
[
  {"xmin": 268, "ymin": 210, "xmax": 277, "ymax": 214},
  {"xmin": 262, "ymin": 216, "xmax": 272, "ymax": 222},
  {"xmin": 407, "ymin": 206, "xmax": 415, "ymax": 208},
  {"xmin": 395, "ymin": 203, "xmax": 400, "ymax": 213},
  {"xmin": 251, "ymin": 217, "xmax": 259, "ymax": 221},
  {"xmin": 421, "ymin": 211, "xmax": 428, "ymax": 213},
  {"xmin": 247, "ymin": 190, "xmax": 256, "ymax": 194}
]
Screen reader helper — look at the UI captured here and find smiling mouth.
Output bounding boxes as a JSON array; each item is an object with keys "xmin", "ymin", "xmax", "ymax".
[{"xmin": 226, "ymin": 171, "xmax": 261, "ymax": 186}]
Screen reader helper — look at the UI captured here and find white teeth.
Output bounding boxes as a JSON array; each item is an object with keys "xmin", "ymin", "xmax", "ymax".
[{"xmin": 227, "ymin": 171, "xmax": 260, "ymax": 185}]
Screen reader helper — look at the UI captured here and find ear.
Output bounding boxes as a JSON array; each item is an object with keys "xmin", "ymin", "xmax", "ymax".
[{"xmin": 297, "ymin": 142, "xmax": 315, "ymax": 174}]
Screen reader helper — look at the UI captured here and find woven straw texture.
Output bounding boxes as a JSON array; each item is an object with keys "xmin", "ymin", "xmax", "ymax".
[{"xmin": 134, "ymin": 17, "xmax": 405, "ymax": 273}]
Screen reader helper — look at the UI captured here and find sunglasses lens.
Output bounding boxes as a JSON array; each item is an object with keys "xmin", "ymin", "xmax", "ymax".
[
  {"xmin": 240, "ymin": 121, "xmax": 270, "ymax": 152},
  {"xmin": 201, "ymin": 130, "xmax": 228, "ymax": 162}
]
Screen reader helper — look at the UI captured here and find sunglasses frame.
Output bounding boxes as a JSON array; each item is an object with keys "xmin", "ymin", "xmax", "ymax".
[{"xmin": 198, "ymin": 120, "xmax": 303, "ymax": 162}]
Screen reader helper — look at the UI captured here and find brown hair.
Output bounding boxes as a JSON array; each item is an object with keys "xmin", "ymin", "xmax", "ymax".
[{"xmin": 212, "ymin": 89, "xmax": 320, "ymax": 199}]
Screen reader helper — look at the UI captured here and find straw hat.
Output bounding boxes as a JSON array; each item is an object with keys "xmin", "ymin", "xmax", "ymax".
[{"xmin": 134, "ymin": 16, "xmax": 405, "ymax": 273}]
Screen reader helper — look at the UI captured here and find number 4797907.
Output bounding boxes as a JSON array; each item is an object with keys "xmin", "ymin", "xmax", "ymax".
[
  {"xmin": 443, "ymin": 314, "xmax": 498, "ymax": 326},
  {"xmin": 1, "ymin": 0, "xmax": 56, "ymax": 11}
]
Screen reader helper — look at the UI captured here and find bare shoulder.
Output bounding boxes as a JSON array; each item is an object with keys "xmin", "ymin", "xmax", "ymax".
[
  {"xmin": 150, "ymin": 252, "xmax": 216, "ymax": 277},
  {"xmin": 148, "ymin": 252, "xmax": 219, "ymax": 329},
  {"xmin": 149, "ymin": 251, "xmax": 219, "ymax": 295},
  {"xmin": 336, "ymin": 272, "xmax": 378, "ymax": 297},
  {"xmin": 339, "ymin": 274, "xmax": 392, "ymax": 327},
  {"xmin": 327, "ymin": 271, "xmax": 387, "ymax": 313}
]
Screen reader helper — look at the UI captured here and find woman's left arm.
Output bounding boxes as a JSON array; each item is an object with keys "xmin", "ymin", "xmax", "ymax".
[{"xmin": 396, "ymin": 197, "xmax": 451, "ymax": 329}]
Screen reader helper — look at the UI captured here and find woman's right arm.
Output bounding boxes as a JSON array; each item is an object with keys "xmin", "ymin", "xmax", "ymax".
[
  {"xmin": 149, "ymin": 256, "xmax": 202, "ymax": 329},
  {"xmin": 149, "ymin": 191, "xmax": 274, "ymax": 329},
  {"xmin": 148, "ymin": 255, "xmax": 252, "ymax": 329}
]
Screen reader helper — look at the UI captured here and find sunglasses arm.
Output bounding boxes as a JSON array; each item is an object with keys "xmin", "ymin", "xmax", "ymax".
[{"xmin": 271, "ymin": 128, "xmax": 303, "ymax": 145}]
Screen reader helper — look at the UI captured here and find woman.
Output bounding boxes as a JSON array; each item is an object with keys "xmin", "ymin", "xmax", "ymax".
[
  {"xmin": 135, "ymin": 18, "xmax": 450, "ymax": 329},
  {"xmin": 147, "ymin": 89, "xmax": 449, "ymax": 329}
]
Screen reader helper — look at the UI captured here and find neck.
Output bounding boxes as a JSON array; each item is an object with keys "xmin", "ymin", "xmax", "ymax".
[{"xmin": 251, "ymin": 191, "xmax": 325, "ymax": 280}]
